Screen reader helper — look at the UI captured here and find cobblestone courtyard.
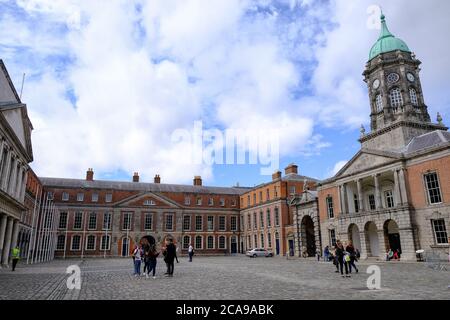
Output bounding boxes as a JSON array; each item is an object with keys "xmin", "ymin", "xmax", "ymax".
[{"xmin": 0, "ymin": 256, "xmax": 449, "ymax": 300}]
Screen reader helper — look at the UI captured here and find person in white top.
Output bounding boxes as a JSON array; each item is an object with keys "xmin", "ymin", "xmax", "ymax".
[
  {"xmin": 188, "ymin": 244, "xmax": 194, "ymax": 262},
  {"xmin": 132, "ymin": 245, "xmax": 143, "ymax": 277}
]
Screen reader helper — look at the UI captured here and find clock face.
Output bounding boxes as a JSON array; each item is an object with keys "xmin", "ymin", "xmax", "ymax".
[
  {"xmin": 407, "ymin": 72, "xmax": 415, "ymax": 82},
  {"xmin": 387, "ymin": 73, "xmax": 400, "ymax": 84},
  {"xmin": 372, "ymin": 79, "xmax": 380, "ymax": 90}
]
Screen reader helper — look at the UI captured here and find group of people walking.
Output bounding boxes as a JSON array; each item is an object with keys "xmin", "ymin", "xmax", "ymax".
[
  {"xmin": 132, "ymin": 238, "xmax": 180, "ymax": 278},
  {"xmin": 323, "ymin": 240, "xmax": 360, "ymax": 278}
]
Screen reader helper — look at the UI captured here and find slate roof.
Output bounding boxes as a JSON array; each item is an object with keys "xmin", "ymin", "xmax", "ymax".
[
  {"xmin": 403, "ymin": 130, "xmax": 450, "ymax": 155},
  {"xmin": 39, "ymin": 177, "xmax": 251, "ymax": 195}
]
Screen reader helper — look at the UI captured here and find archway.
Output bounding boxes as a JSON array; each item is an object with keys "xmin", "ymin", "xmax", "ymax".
[
  {"xmin": 364, "ymin": 222, "xmax": 379, "ymax": 257},
  {"xmin": 348, "ymin": 224, "xmax": 362, "ymax": 253},
  {"xmin": 384, "ymin": 220, "xmax": 401, "ymax": 254},
  {"xmin": 301, "ymin": 215, "xmax": 316, "ymax": 257}
]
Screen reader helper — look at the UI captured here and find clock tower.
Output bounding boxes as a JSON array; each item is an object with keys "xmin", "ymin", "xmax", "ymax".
[{"xmin": 360, "ymin": 14, "xmax": 447, "ymax": 150}]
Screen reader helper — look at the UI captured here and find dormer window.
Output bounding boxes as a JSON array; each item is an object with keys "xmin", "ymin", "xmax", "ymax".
[{"xmin": 389, "ymin": 88, "xmax": 403, "ymax": 113}]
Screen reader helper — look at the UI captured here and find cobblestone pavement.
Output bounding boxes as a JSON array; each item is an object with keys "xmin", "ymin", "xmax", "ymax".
[{"xmin": 0, "ymin": 256, "xmax": 449, "ymax": 300}]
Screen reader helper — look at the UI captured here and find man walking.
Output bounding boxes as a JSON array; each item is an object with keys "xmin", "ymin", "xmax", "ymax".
[
  {"xmin": 11, "ymin": 246, "xmax": 20, "ymax": 271},
  {"xmin": 188, "ymin": 243, "xmax": 194, "ymax": 262}
]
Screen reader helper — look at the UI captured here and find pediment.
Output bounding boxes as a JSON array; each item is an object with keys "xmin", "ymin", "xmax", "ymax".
[
  {"xmin": 335, "ymin": 150, "xmax": 400, "ymax": 177},
  {"xmin": 0, "ymin": 61, "xmax": 20, "ymax": 105},
  {"xmin": 117, "ymin": 192, "xmax": 179, "ymax": 208}
]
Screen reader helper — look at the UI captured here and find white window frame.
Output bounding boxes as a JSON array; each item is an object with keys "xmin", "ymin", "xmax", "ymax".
[
  {"xmin": 207, "ymin": 216, "xmax": 214, "ymax": 231},
  {"xmin": 207, "ymin": 235, "xmax": 215, "ymax": 249},
  {"xmin": 122, "ymin": 213, "xmax": 132, "ymax": 231},
  {"xmin": 230, "ymin": 216, "xmax": 237, "ymax": 231},
  {"xmin": 144, "ymin": 213, "xmax": 153, "ymax": 231},
  {"xmin": 326, "ymin": 196, "xmax": 334, "ymax": 219},
  {"xmin": 219, "ymin": 198, "xmax": 225, "ymax": 207},
  {"xmin": 195, "ymin": 235, "xmax": 203, "ymax": 250},
  {"xmin": 105, "ymin": 193, "xmax": 113, "ymax": 203},
  {"xmin": 73, "ymin": 212, "xmax": 83, "ymax": 230},
  {"xmin": 165, "ymin": 214, "xmax": 174, "ymax": 231},
  {"xmin": 183, "ymin": 236, "xmax": 190, "ymax": 249},
  {"xmin": 376, "ymin": 94, "xmax": 383, "ymax": 112},
  {"xmin": 219, "ymin": 216, "xmax": 226, "ymax": 231},
  {"xmin": 390, "ymin": 87, "xmax": 403, "ymax": 112},
  {"xmin": 101, "ymin": 235, "xmax": 111, "ymax": 251},
  {"xmin": 103, "ymin": 212, "xmax": 112, "ymax": 231},
  {"xmin": 85, "ymin": 235, "xmax": 96, "ymax": 251},
  {"xmin": 183, "ymin": 215, "xmax": 191, "ymax": 231},
  {"xmin": 424, "ymin": 172, "xmax": 443, "ymax": 205},
  {"xmin": 91, "ymin": 193, "xmax": 99, "ymax": 202},
  {"xmin": 144, "ymin": 199, "xmax": 156, "ymax": 206},
  {"xmin": 77, "ymin": 193, "xmax": 84, "ymax": 202},
  {"xmin": 58, "ymin": 212, "xmax": 68, "ymax": 230},
  {"xmin": 195, "ymin": 215, "xmax": 203, "ymax": 231},
  {"xmin": 218, "ymin": 236, "xmax": 226, "ymax": 249},
  {"xmin": 62, "ymin": 192, "xmax": 69, "ymax": 201},
  {"xmin": 88, "ymin": 212, "xmax": 97, "ymax": 230},
  {"xmin": 71, "ymin": 235, "xmax": 81, "ymax": 251},
  {"xmin": 56, "ymin": 235, "xmax": 66, "ymax": 251},
  {"xmin": 432, "ymin": 219, "xmax": 448, "ymax": 245}
]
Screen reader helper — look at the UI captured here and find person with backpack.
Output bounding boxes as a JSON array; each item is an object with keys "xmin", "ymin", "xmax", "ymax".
[
  {"xmin": 146, "ymin": 244, "xmax": 160, "ymax": 279},
  {"xmin": 335, "ymin": 240, "xmax": 350, "ymax": 278},
  {"xmin": 132, "ymin": 244, "xmax": 143, "ymax": 277},
  {"xmin": 188, "ymin": 243, "xmax": 194, "ymax": 262},
  {"xmin": 345, "ymin": 241, "xmax": 359, "ymax": 273}
]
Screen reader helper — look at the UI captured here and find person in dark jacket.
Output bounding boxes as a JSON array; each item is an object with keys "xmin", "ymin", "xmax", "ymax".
[
  {"xmin": 163, "ymin": 238, "xmax": 176, "ymax": 277},
  {"xmin": 335, "ymin": 240, "xmax": 350, "ymax": 278},
  {"xmin": 146, "ymin": 244, "xmax": 160, "ymax": 279},
  {"xmin": 345, "ymin": 240, "xmax": 359, "ymax": 273}
]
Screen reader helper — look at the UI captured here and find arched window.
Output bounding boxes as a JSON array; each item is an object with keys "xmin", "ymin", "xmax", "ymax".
[
  {"xmin": 207, "ymin": 236, "xmax": 214, "ymax": 249},
  {"xmin": 375, "ymin": 94, "xmax": 383, "ymax": 113},
  {"xmin": 409, "ymin": 88, "xmax": 418, "ymax": 106},
  {"xmin": 389, "ymin": 88, "xmax": 403, "ymax": 112},
  {"xmin": 218, "ymin": 236, "xmax": 226, "ymax": 249},
  {"xmin": 86, "ymin": 235, "xmax": 96, "ymax": 250},
  {"xmin": 71, "ymin": 235, "xmax": 81, "ymax": 251},
  {"xmin": 183, "ymin": 236, "xmax": 190, "ymax": 249},
  {"xmin": 195, "ymin": 235, "xmax": 202, "ymax": 250}
]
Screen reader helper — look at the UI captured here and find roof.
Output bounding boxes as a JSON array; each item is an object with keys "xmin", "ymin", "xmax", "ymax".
[
  {"xmin": 281, "ymin": 173, "xmax": 320, "ymax": 183},
  {"xmin": 369, "ymin": 14, "xmax": 411, "ymax": 61},
  {"xmin": 39, "ymin": 177, "xmax": 251, "ymax": 195},
  {"xmin": 403, "ymin": 130, "xmax": 450, "ymax": 155}
]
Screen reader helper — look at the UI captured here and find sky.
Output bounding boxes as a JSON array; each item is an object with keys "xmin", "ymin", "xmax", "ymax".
[{"xmin": 1, "ymin": 0, "xmax": 449, "ymax": 187}]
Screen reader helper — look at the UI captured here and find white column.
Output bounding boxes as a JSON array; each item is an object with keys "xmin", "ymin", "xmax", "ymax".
[
  {"xmin": 8, "ymin": 157, "xmax": 18, "ymax": 195},
  {"xmin": 10, "ymin": 220, "xmax": 20, "ymax": 252},
  {"xmin": 393, "ymin": 169, "xmax": 402, "ymax": 206},
  {"xmin": 20, "ymin": 169, "xmax": 28, "ymax": 202},
  {"xmin": 374, "ymin": 174, "xmax": 382, "ymax": 209},
  {"xmin": 14, "ymin": 166, "xmax": 23, "ymax": 200},
  {"xmin": 1, "ymin": 150, "xmax": 12, "ymax": 191},
  {"xmin": 339, "ymin": 184, "xmax": 346, "ymax": 214},
  {"xmin": 398, "ymin": 168, "xmax": 408, "ymax": 205},
  {"xmin": 357, "ymin": 179, "xmax": 365, "ymax": 212},
  {"xmin": 1, "ymin": 217, "xmax": 14, "ymax": 266},
  {"xmin": 0, "ymin": 214, "xmax": 7, "ymax": 264},
  {"xmin": 0, "ymin": 139, "xmax": 5, "ymax": 169}
]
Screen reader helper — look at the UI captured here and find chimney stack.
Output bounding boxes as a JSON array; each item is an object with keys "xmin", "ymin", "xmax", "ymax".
[
  {"xmin": 154, "ymin": 174, "xmax": 161, "ymax": 184},
  {"xmin": 133, "ymin": 172, "xmax": 140, "ymax": 183},
  {"xmin": 284, "ymin": 163, "xmax": 298, "ymax": 175},
  {"xmin": 193, "ymin": 176, "xmax": 202, "ymax": 186},
  {"xmin": 272, "ymin": 171, "xmax": 282, "ymax": 181},
  {"xmin": 86, "ymin": 168, "xmax": 94, "ymax": 181}
]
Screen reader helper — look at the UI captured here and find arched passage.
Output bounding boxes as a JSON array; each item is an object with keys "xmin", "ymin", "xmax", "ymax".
[
  {"xmin": 383, "ymin": 219, "xmax": 401, "ymax": 254},
  {"xmin": 364, "ymin": 222, "xmax": 380, "ymax": 257},
  {"xmin": 348, "ymin": 224, "xmax": 361, "ymax": 253},
  {"xmin": 301, "ymin": 215, "xmax": 316, "ymax": 257}
]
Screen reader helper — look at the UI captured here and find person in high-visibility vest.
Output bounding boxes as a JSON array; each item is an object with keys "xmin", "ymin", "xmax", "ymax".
[{"xmin": 11, "ymin": 246, "xmax": 20, "ymax": 271}]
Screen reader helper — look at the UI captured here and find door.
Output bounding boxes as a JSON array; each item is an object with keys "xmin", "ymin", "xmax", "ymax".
[
  {"xmin": 275, "ymin": 239, "xmax": 280, "ymax": 255},
  {"xmin": 121, "ymin": 238, "xmax": 129, "ymax": 257},
  {"xmin": 288, "ymin": 240, "xmax": 294, "ymax": 256},
  {"xmin": 388, "ymin": 233, "xmax": 401, "ymax": 253},
  {"xmin": 231, "ymin": 237, "xmax": 237, "ymax": 254}
]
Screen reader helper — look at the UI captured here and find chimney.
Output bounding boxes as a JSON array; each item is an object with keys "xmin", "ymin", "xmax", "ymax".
[
  {"xmin": 154, "ymin": 174, "xmax": 161, "ymax": 184},
  {"xmin": 284, "ymin": 163, "xmax": 298, "ymax": 175},
  {"xmin": 272, "ymin": 171, "xmax": 282, "ymax": 181},
  {"xmin": 86, "ymin": 168, "xmax": 94, "ymax": 181},
  {"xmin": 193, "ymin": 176, "xmax": 202, "ymax": 186},
  {"xmin": 133, "ymin": 172, "xmax": 139, "ymax": 183}
]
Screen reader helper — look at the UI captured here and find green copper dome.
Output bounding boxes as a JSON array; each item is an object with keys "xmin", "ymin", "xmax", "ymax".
[{"xmin": 369, "ymin": 14, "xmax": 410, "ymax": 61}]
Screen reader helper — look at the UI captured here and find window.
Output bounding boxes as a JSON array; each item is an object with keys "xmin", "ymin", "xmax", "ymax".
[
  {"xmin": 58, "ymin": 212, "xmax": 68, "ymax": 229},
  {"xmin": 424, "ymin": 172, "xmax": 442, "ymax": 204},
  {"xmin": 47, "ymin": 192, "xmax": 54, "ymax": 200},
  {"xmin": 432, "ymin": 219, "xmax": 448, "ymax": 244},
  {"xmin": 289, "ymin": 186, "xmax": 296, "ymax": 195},
  {"xmin": 385, "ymin": 190, "xmax": 395, "ymax": 208},
  {"xmin": 208, "ymin": 198, "xmax": 214, "ymax": 206},
  {"xmin": 183, "ymin": 236, "xmax": 190, "ymax": 249},
  {"xmin": 219, "ymin": 216, "xmax": 226, "ymax": 231},
  {"xmin": 195, "ymin": 216, "xmax": 203, "ymax": 231},
  {"xmin": 254, "ymin": 234, "xmax": 257, "ymax": 248},
  {"xmin": 165, "ymin": 214, "xmax": 174, "ymax": 231},
  {"xmin": 275, "ymin": 208, "xmax": 280, "ymax": 226},
  {"xmin": 259, "ymin": 211, "xmax": 264, "ymax": 228},
  {"xmin": 144, "ymin": 213, "xmax": 153, "ymax": 230},
  {"xmin": 247, "ymin": 214, "xmax": 251, "ymax": 230},
  {"xmin": 253, "ymin": 212, "xmax": 257, "ymax": 229},
  {"xmin": 231, "ymin": 199, "xmax": 236, "ymax": 207},
  {"xmin": 326, "ymin": 197, "xmax": 334, "ymax": 218},
  {"xmin": 105, "ymin": 193, "xmax": 112, "ymax": 203},
  {"xmin": 218, "ymin": 236, "xmax": 226, "ymax": 249},
  {"xmin": 86, "ymin": 235, "xmax": 96, "ymax": 250},
  {"xmin": 88, "ymin": 212, "xmax": 97, "ymax": 230},
  {"xmin": 122, "ymin": 213, "xmax": 132, "ymax": 230},
  {"xmin": 390, "ymin": 88, "xmax": 403, "ymax": 112},
  {"xmin": 144, "ymin": 199, "xmax": 155, "ymax": 206},
  {"xmin": 267, "ymin": 232, "xmax": 272, "ymax": 247},
  {"xmin": 247, "ymin": 195, "xmax": 250, "ymax": 206},
  {"xmin": 91, "ymin": 193, "xmax": 98, "ymax": 202},
  {"xmin": 230, "ymin": 216, "xmax": 237, "ymax": 231},
  {"xmin": 183, "ymin": 215, "xmax": 191, "ymax": 231},
  {"xmin": 62, "ymin": 192, "xmax": 69, "ymax": 201},
  {"xmin": 368, "ymin": 194, "xmax": 376, "ymax": 211},
  {"xmin": 184, "ymin": 196, "xmax": 191, "ymax": 205},
  {"xmin": 207, "ymin": 236, "xmax": 214, "ymax": 249},
  {"xmin": 253, "ymin": 193, "xmax": 256, "ymax": 205},
  {"xmin": 103, "ymin": 213, "xmax": 112, "ymax": 230},
  {"xmin": 74, "ymin": 212, "xmax": 83, "ymax": 230},
  {"xmin": 329, "ymin": 229, "xmax": 336, "ymax": 247},
  {"xmin": 376, "ymin": 94, "xmax": 383, "ymax": 112},
  {"xmin": 77, "ymin": 193, "xmax": 84, "ymax": 202},
  {"xmin": 410, "ymin": 88, "xmax": 418, "ymax": 106},
  {"xmin": 196, "ymin": 197, "xmax": 202, "ymax": 206},
  {"xmin": 260, "ymin": 234, "xmax": 264, "ymax": 248},
  {"xmin": 274, "ymin": 186, "xmax": 278, "ymax": 198},
  {"xmin": 267, "ymin": 210, "xmax": 271, "ymax": 227},
  {"xmin": 354, "ymin": 194, "xmax": 360, "ymax": 213},
  {"xmin": 219, "ymin": 198, "xmax": 225, "ymax": 206},
  {"xmin": 266, "ymin": 189, "xmax": 270, "ymax": 201},
  {"xmin": 195, "ymin": 236, "xmax": 202, "ymax": 249},
  {"xmin": 207, "ymin": 216, "xmax": 214, "ymax": 231},
  {"xmin": 56, "ymin": 235, "xmax": 66, "ymax": 251},
  {"xmin": 71, "ymin": 235, "xmax": 81, "ymax": 251},
  {"xmin": 101, "ymin": 235, "xmax": 110, "ymax": 250},
  {"xmin": 259, "ymin": 191, "xmax": 263, "ymax": 202}
]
